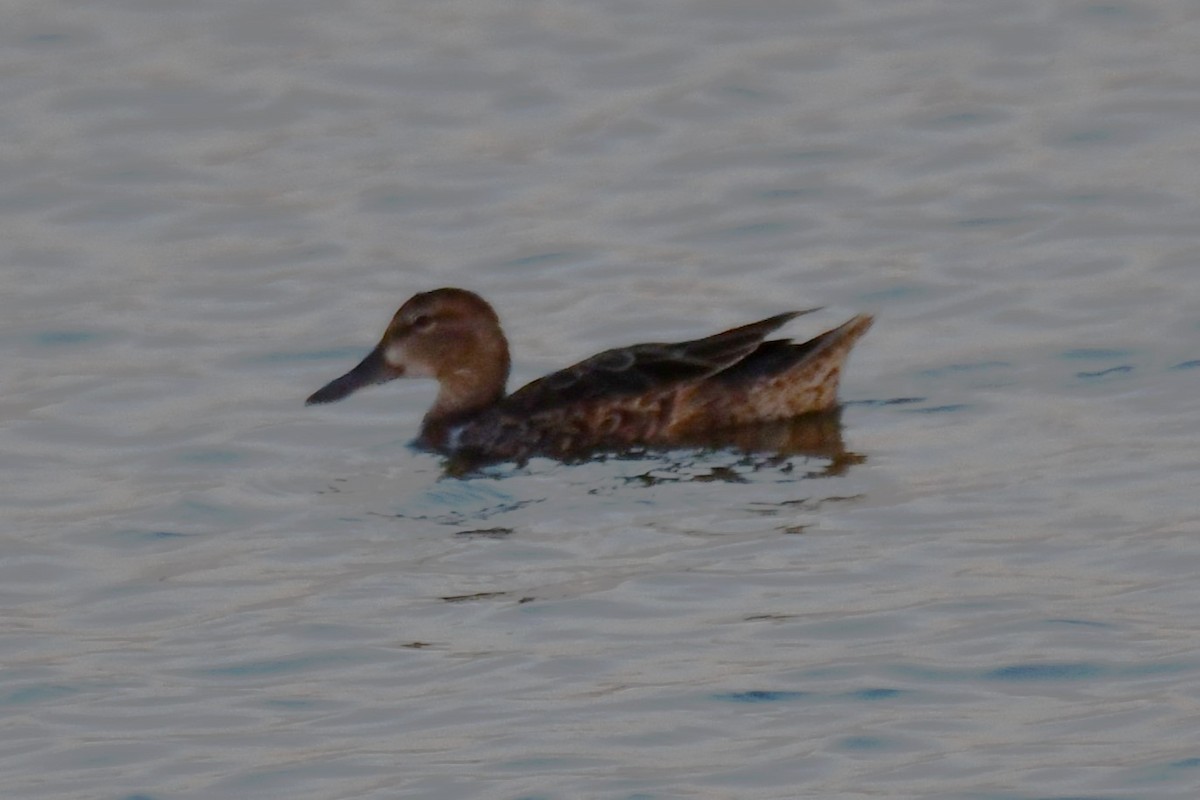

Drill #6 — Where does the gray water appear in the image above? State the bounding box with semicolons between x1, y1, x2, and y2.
4;1;1200;798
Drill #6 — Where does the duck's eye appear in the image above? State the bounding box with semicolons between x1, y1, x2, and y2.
410;314;434;332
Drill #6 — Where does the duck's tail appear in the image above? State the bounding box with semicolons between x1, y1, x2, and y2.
772;313;874;413
668;313;874;433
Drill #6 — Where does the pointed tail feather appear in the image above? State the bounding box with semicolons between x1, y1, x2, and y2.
668;313;874;433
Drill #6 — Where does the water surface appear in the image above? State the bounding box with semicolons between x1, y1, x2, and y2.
3;1;1200;798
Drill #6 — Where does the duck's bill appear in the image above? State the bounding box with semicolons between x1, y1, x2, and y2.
306;344;400;405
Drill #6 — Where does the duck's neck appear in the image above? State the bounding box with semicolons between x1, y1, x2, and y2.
419;355;510;449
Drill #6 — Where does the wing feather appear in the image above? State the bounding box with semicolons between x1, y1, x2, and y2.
503;310;818;413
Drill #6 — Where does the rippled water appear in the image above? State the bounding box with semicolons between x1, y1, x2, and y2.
4;1;1200;798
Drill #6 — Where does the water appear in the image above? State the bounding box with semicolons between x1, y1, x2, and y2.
3;1;1200;798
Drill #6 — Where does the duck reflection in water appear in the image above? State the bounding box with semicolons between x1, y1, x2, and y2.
307;288;872;473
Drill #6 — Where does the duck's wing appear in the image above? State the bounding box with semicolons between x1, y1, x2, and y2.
503;309;817;413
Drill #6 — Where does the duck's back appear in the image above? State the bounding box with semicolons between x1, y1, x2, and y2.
442;312;872;462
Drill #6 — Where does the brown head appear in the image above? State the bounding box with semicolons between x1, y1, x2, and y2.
306;288;511;423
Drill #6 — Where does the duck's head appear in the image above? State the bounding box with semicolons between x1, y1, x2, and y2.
306;288;511;418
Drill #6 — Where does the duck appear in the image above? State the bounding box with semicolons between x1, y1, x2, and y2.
306;288;873;464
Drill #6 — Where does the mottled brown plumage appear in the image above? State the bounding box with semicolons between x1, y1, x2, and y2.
306;288;872;464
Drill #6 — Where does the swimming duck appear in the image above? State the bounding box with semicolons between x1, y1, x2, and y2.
306;288;872;464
